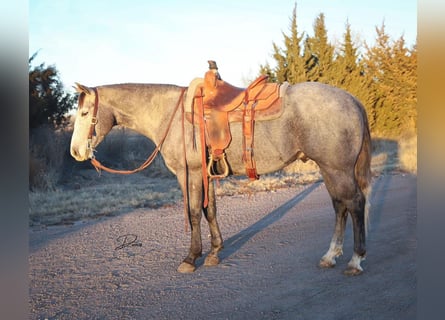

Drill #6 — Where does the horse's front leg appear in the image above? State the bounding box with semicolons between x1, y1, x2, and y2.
177;172;204;273
203;180;224;266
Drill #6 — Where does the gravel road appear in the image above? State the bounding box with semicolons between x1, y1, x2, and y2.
29;173;416;319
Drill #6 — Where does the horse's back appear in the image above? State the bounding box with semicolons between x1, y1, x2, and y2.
289;82;365;123
286;82;367;167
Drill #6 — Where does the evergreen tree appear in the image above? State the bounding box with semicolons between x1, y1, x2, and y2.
258;62;277;83
364;23;417;136
260;10;417;138
303;13;335;82
332;20;359;85
267;3;306;83
331;21;377;128
387;36;417;133
29;52;76;129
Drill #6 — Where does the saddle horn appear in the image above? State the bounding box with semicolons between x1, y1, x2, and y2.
207;60;221;80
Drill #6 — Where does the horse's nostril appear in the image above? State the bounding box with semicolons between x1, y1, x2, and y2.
71;147;80;159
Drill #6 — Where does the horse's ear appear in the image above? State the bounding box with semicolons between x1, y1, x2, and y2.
74;82;91;94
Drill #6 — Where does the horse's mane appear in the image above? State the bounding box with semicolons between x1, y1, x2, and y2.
98;83;182;90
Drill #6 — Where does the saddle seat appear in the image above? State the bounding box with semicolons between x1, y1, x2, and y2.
189;72;284;124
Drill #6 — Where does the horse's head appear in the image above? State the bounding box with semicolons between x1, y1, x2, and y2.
70;83;115;161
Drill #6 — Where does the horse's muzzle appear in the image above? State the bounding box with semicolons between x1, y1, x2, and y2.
70;143;93;162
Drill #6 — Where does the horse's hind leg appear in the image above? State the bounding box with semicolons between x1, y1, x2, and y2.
344;190;367;275
203;181;224;266
319;168;367;275
319;198;348;268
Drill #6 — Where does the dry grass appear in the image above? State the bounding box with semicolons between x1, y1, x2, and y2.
399;133;417;174
29;176;181;226
29;127;71;191
214;159;322;197
371;134;417;174
29;128;416;227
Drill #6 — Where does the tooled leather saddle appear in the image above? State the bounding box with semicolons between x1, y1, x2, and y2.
186;60;287;180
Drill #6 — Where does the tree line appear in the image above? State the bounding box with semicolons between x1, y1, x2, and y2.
259;6;417;138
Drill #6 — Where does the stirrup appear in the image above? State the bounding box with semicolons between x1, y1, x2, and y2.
207;153;229;179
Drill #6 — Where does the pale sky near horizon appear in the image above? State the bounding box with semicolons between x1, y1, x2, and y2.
29;0;417;91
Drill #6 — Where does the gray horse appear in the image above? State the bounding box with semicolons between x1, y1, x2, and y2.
70;80;372;275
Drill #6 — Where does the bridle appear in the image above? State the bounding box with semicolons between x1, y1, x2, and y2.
85;87;187;175
86;87;99;156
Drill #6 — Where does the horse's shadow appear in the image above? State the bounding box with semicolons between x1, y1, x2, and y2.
201;182;319;265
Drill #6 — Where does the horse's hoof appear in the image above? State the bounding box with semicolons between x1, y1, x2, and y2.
204;254;220;266
177;262;196;273
319;258;336;268
343;267;363;276
344;254;364;275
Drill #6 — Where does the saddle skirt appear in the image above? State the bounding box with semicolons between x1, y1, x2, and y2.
184;67;288;180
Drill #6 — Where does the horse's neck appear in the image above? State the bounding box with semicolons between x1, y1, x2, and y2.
101;84;181;144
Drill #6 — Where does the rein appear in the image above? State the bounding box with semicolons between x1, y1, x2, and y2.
85;87;209;231
88;88;186;175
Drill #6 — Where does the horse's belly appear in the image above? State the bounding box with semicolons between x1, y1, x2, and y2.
224;121;296;175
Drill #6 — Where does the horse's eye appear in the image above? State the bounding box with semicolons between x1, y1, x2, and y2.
81;111;89;117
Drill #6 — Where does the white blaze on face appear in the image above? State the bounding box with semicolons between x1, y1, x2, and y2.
70;110;93;161
70;83;96;161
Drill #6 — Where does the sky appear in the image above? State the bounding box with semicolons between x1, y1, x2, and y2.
29;0;417;91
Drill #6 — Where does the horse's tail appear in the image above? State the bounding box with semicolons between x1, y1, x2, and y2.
354;103;373;234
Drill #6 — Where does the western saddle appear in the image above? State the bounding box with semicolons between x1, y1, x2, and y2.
186;60;287;181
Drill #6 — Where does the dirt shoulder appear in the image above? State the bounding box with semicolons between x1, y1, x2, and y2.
29;173;416;319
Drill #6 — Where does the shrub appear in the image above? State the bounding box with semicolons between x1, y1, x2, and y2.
29;127;71;191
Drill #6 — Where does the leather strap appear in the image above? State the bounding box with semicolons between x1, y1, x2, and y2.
195;88;209;208
87;87;99;142
90;88;186;175
242;100;259;180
